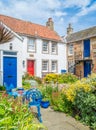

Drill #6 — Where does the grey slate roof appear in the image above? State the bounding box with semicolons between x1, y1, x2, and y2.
66;26;96;43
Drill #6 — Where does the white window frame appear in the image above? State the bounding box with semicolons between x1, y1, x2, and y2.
27;37;36;52
42;40;49;53
51;60;57;72
68;44;73;55
42;60;49;72
51;42;57;54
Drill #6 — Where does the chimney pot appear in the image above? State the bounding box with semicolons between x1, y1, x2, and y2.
46;18;54;30
48;18;52;21
67;23;73;35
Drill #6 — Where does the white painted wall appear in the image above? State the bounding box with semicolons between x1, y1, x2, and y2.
22;36;67;78
0;22;67;88
58;42;67;73
0;36;23;87
0;33;67;89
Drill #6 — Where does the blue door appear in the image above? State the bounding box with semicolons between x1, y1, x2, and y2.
3;57;17;88
84;39;90;57
84;61;91;77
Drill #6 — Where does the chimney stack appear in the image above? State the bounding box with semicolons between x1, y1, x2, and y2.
67;23;73;35
46;18;54;30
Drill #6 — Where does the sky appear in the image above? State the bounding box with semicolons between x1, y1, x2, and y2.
0;0;96;36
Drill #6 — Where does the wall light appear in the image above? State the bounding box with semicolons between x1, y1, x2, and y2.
9;43;13;50
22;60;25;68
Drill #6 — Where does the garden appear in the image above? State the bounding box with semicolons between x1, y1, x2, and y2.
0;73;96;130
43;73;96;130
0;92;47;130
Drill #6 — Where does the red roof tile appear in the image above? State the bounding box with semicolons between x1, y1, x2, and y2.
0;14;61;41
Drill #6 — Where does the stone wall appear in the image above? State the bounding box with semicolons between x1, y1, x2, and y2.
67;37;96;77
91;37;96;73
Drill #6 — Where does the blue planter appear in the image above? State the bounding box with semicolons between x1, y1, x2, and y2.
41;100;50;108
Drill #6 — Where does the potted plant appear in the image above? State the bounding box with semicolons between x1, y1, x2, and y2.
41;97;50;108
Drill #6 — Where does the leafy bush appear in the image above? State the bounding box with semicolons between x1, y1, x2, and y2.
22;73;42;90
0;85;5;91
43;73;58;83
51;92;73;115
0;92;47;130
73;89;96;130
23;73;42;84
41;73;96;129
81;73;96;94
22;79;31;90
40;85;54;102
58;73;78;84
62;81;91;102
43;73;78;84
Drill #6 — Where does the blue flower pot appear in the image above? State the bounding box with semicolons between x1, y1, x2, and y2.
41;100;50;108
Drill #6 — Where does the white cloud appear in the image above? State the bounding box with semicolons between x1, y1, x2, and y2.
77;3;96;16
55;11;67;17
0;0;65;20
0;0;96;35
44;0;60;9
63;0;91;8
66;0;96;26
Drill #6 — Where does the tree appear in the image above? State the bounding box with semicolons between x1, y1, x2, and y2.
0;22;14;44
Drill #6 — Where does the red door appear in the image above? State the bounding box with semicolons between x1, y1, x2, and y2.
27;60;34;76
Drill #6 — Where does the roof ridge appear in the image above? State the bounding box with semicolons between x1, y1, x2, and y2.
0;14;45;27
66;25;96;43
0;14;58;34
69;26;96;36
0;14;61;41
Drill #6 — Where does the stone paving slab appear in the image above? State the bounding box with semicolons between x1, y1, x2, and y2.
41;107;90;130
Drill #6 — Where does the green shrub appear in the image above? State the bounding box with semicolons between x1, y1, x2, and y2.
0;93;47;130
22;73;42;84
73;89;96;130
81;73;96;95
51;92;73;114
43;73;78;84
40;85;54;102
0;86;5;91
22;78;31;90
58;73;78;84
43;73;58;83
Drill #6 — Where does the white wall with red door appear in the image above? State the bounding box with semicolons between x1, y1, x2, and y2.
22;37;67;78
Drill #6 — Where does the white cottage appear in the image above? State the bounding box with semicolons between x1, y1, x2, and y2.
0;14;67;87
0;22;23;88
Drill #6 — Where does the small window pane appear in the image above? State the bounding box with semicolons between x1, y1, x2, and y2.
51;61;57;72
28;38;35;52
42;61;48;71
52;43;57;54
42;41;48;53
68;45;73;55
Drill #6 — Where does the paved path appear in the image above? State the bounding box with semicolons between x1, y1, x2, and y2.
41;107;90;130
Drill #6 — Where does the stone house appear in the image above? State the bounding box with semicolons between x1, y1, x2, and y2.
64;24;96;78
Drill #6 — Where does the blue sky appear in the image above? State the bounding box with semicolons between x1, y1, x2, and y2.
0;0;96;36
